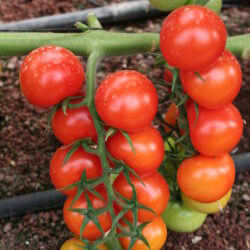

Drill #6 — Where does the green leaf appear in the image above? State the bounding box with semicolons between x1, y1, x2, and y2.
194;102;199;125
62;98;70;115
194;72;205;82
63;142;81;165
46;104;59;133
177;94;189;107
120;130;135;154
105;128;116;141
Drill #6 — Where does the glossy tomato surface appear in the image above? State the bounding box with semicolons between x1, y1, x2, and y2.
119;216;167;250
50;146;102;196
63;190;111;241
19;46;84;108
52;98;96;144
113;172;169;222
95;70;158;132
180;51;242;109
106;126;164;174
177;153;235;203
160;5;226;70
188;102;243;156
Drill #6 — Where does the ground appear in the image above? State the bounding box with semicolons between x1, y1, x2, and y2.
0;1;249;249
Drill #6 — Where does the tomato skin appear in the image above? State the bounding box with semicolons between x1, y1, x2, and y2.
113;172;170;222
19;46;84;108
188;102;243;156
50;146;102;196
160;5;227;71
119;216;167;250
106;126;164;174
161;201;207;233
52;98;96;144
149;0;188;11
163;103;179;133
95;70;158;132
181;189;232;214
177;153;235;203
63;190;111;241
180;51;242;109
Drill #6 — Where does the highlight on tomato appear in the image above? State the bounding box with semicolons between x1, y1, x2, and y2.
177;153;235;203
19;45;85;108
95;70;158;132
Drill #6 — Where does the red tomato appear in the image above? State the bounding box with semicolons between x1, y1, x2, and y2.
180;51;242;109
52;97;97;144
163;103;179;133
95;70;158;132
63;189;111;241
50;146;102;196
188;102;243;156
177;153;235;203
106;126;164;174
119;216;167;250
113;172;169;222
19;46;84;108
160;5;227;70
164;68;173;84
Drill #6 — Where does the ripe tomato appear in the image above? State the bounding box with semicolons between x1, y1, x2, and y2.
163;103;179;133
52;97;97;144
19;46;84;108
181;189;232;214
180;51;242;109
50;146;102;196
161;201;207;233
95;70;158;132
177;153;235;203
106;126;164;174
63;190;111;241
60;237;108;250
188;102;243;156
164;68;173;84
113;172;169;222
119;216;167;250
149;0;188;12
160;5;227;70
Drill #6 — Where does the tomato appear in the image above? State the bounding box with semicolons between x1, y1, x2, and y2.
149;0;188;11
63;190;111;241
50;146;102;196
164;68;173;84
181;189;232;214
19;46;85;108
188;102;243;156
52;97;97;144
177;153;235;203
160;5;227;70
60;237;108;250
119;216;167;250
106;126;164;174
180;51;242;109
163;103;179;133
95;70;158;132
161;200;207;233
113;172;170;222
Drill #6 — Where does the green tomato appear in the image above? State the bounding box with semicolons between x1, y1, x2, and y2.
161;201;207;233
149;0;188;12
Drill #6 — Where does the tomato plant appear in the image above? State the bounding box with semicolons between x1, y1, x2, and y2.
19;45;85;108
106;126;164;174
95;70;158;132
50;146;102;196
177;153;235;203
160;5;227;70
180;51;242;109
188;102;243;156
113;172;170;222
149;0;188;11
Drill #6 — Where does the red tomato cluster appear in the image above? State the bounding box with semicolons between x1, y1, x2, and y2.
95;70;169;249
160;5;243;212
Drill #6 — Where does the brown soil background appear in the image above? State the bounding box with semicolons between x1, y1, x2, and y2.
0;1;249;249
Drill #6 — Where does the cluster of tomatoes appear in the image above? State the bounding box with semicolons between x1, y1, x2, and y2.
160;5;243;215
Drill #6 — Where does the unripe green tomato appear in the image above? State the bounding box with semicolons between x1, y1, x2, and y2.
149;0;188;11
161;201;207;233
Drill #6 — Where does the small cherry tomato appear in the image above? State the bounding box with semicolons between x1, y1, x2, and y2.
181;189;232;214
19;46;84;108
95;70;158;132
113;172;170;222
177;153;235;203
160;5;227;70
50;146;102;196
188;102;243;156
106;126;164;174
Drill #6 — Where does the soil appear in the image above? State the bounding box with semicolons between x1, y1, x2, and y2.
0;1;249;250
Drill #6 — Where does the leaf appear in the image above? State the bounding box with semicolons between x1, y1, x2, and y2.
194;72;205;82
105;128;116;141
177;94;189;107
63;142;81;165
120;130;135;154
194;102;199;125
62;98;70;115
46;104;59;133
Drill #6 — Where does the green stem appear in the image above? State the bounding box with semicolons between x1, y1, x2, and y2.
87;13;103;29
